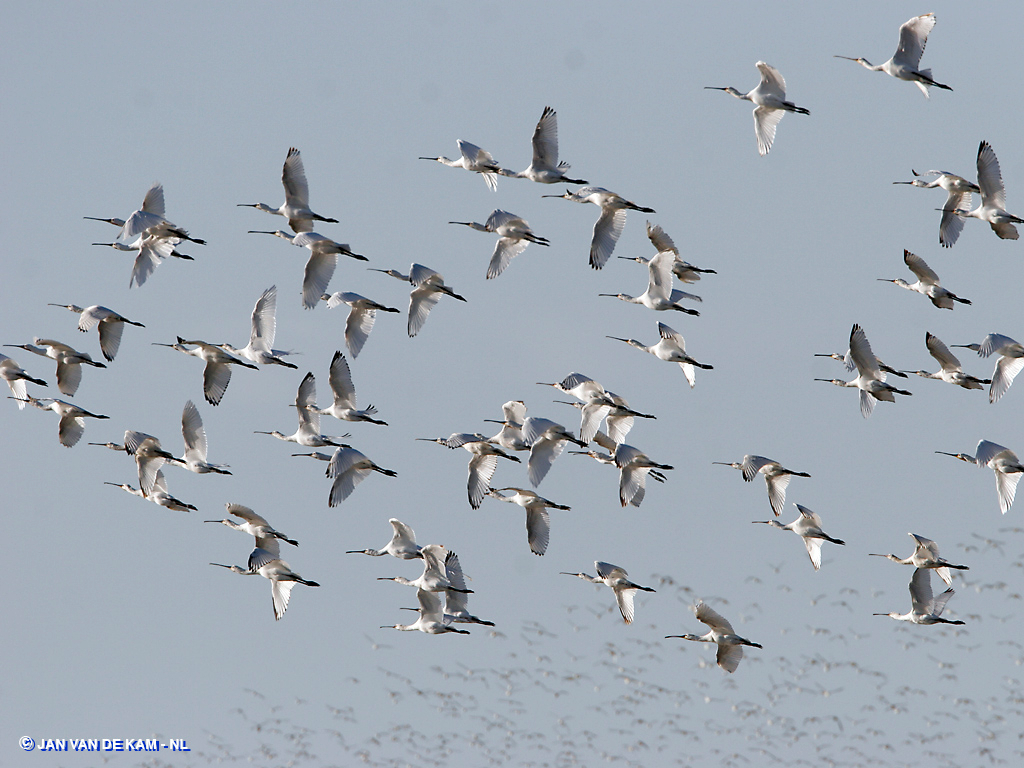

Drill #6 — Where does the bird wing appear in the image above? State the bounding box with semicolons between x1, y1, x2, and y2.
282;147;311;208
409;263;442;286
858;389;876;419
181;399;208;462
619;464;648;508
119;183;166;239
975;440;1010;467
253;535;281;560
646;250;675;301
803;537;823;571
903;250;939;285
327;448;371;506
488;237;529;280
765;474;790;516
908;568;934;614
458;140;497;169
502;400;527;425
924;333;961;372
658;322;686;347
678;361;697;389
250;285;278;351
976;141;1007;211
911;533;940;560
55;359;82;396
755;61;786;99
229;503;272;528
578;402;611;445
978;333;1021;358
604;411;634;445
740;455;773;482
344;306;376;359
468;453;498;509
527;436;565;487
753;106;784;157
990;356;1024;404
592;429;618;452
716;643;744;674
271;579;295;621
590;207;627;270
389;518;418;550
302;252;338;311
525;508;551;555
939;193;968;247
893;13;935;69
129;238;171;288
531;106;559;170
248;545;280;572
294;372;321;434
849;324;882;379
202;361;232;406
407;285;441;337
615;587;637;624
995;467;1021;514
930;587;956;618
95;319;125;362
694;600;735;633
58;413;86;448
595;561;627;580
417;587;445;623
327;350;357;409
645;221;678;255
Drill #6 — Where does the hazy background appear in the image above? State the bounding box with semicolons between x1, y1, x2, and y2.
3;2;1023;765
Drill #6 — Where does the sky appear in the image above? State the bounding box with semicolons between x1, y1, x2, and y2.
3;1;1024;766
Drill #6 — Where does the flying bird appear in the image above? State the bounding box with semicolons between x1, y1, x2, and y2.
254;372;350;447
878;250;970;309
238;147;339;233
371;264;467;337
321;291;400;358
0;353;47;407
308;350;387;426
815;324;912;417
714;455;810;516
869;533;968;587
937;440;1023;515
904;333;990;390
326;445;397;506
665;600;762;673
154;337;258;406
449;210;550;279
599;249;701;313
205;503;299;549
347;518;422;559
249;230;366;310
561;561;656;625
543;187;654;269
420;139;503;191
218;286;298;369
174;400;232;475
753;503;845;571
951;141;1024;241
893;170;979;247
952;333;1024;404
499;106;587;185
15;395;109;447
613;442;673;508
105;470;196;513
383;588;470;635
608;322;713;388
523;417;586;487
211;545;320;621
618;222;717;284
417;433;520;509
485;487;570;556
5;338;105;396
48;304;145;362
873;568;965;626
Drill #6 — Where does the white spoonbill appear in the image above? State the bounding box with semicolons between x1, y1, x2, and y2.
814;349;908;379
254;372;350;447
874;568;964;626
211;547;320;621
523;417;586;487
383;588;470;635
249;230;366;310
16;395;108;447
440;551;494;627
0;353;47;407
5;338;105;396
238;147;339;233
543;187;654;269
815;324;912;417
417;433;520;509
753;503;845;571
904;333;990;390
869;533;968;587
174;400;231;475
420;139;503;191
485;487;570;556
205;503;298;548
539;372;652;445
893;170;978;247
561;561;656;625
308;350;386;426
371;264;467;337
217;286;298;369
321;291;400;358
599;249;701;314
937;440;1023;515
499;106;587;185
617;222;717;284
835;14;952;97
378;544;470;594
482;400;530;453
91;234;191;289
123;430;177;496
713;455;810;517
154;337;257;406
878;250;970;309
952;333;1024;404
608;322;713;388
48;304;145;362
952;141;1024;241
326;445;397;506
86;182;205;244
347;518;422;559
665;601;762;673
105;470;197;513
449;210;550;279
706;61;810;156
614;442;673;508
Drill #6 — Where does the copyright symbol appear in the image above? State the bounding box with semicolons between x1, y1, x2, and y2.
20;736;35;751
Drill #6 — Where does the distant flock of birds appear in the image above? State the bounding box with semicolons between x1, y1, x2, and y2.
3;11;1022;671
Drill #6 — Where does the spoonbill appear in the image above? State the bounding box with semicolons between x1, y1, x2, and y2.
485;487;571;556
713;455;810;517
371;264;467;337
326;445;397;506
48;304;145;362
124;430;177;495
618;222;717;284
174;400;231;475
254;372;350;447
86;182;205;244
705;61;810;156
105;470;196;513
539;372;652;445
543;187;654;269
249;230;366;310
665;601;762;673
952;333;1024;404
569;431;670;485
347;518;422;559
608;322;713;388
523;417;586;487
835;14;952;97
16;395;109;447
951;141;1024;241
378;544;471;594
154;337;258;406
5;339;105;396
308;350;387;426
869;533;968;587
321;291;400;358
614;442;674;508
91;234;191;288
420;139;503;191
815;324;912;417
417;433;520;509
753;503;845;571
904;333;990;390
873;568;965;626
440;551;494;627
238;147;339;233
205;503;299;548
483;400;530;453
217;286;298;369
211;547;320;621
450;210;550;279
893;170;979;247
499;106;587;185
383;588;470;635
599;250;701;314
0;353;47;407
560;561;656;625
814;350;908;379
878;250;970;309
937;440;1023;514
